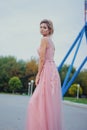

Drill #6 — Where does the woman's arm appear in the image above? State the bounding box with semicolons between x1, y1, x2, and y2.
35;37;48;85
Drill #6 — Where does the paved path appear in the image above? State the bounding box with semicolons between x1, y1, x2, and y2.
0;94;87;130
0;94;29;130
63;101;87;130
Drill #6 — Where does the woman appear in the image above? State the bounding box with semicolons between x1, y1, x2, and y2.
26;19;63;130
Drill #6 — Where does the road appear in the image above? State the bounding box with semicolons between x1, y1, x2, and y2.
0;94;87;130
63;102;87;130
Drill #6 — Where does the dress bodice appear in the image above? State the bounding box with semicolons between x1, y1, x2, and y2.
38;37;55;62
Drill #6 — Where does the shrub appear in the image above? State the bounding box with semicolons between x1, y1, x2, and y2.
9;76;22;93
68;84;83;97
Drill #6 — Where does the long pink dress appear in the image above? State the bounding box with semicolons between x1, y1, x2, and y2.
26;37;63;130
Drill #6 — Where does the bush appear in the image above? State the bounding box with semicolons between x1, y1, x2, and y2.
68;84;83;97
8;76;22;93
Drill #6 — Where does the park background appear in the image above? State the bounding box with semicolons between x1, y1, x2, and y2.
0;0;87;99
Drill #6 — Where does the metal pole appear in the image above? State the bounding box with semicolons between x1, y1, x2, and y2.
28;82;31;96
85;0;87;23
77;84;80;99
31;80;34;95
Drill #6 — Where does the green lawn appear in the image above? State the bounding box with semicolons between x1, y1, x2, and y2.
64;97;87;104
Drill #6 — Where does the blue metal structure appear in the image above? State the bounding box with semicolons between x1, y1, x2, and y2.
58;1;87;97
58;24;87;97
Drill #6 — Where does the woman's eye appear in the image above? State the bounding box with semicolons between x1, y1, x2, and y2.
43;27;46;29
40;26;47;29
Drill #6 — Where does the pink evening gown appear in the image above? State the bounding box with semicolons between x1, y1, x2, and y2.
26;37;64;130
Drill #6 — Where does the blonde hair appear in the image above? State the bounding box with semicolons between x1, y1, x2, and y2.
40;19;54;35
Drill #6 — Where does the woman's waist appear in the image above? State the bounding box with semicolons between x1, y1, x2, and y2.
45;59;54;62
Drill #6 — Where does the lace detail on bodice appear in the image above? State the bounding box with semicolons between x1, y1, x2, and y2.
38;37;58;95
38;37;55;62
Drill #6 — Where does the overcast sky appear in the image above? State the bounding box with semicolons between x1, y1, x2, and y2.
0;0;87;69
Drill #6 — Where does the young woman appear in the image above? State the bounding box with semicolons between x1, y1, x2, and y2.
26;19;64;130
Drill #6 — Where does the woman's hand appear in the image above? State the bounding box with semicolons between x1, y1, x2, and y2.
35;74;40;86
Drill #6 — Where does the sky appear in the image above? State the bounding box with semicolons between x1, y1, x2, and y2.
0;0;87;69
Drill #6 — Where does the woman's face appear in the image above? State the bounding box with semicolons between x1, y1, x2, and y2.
40;23;50;36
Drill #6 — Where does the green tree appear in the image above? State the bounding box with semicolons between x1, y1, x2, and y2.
8;76;22;93
0;56;26;93
75;69;87;96
17;59;26;77
24;57;38;93
68;84;83;97
0;56;19;92
25;57;38;81
59;64;76;85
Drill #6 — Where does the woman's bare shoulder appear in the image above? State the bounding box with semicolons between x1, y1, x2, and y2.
41;36;49;41
40;37;49;46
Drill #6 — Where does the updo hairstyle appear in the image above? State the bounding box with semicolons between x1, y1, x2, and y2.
40;19;54;35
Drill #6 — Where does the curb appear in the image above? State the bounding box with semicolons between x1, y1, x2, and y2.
63;100;87;109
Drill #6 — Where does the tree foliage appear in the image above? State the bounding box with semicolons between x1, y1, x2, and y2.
0;55;86;96
59;64;76;85
0;56;18;92
0;56;26;92
59;65;87;96
75;69;87;95
8;76;22;93
68;84;83;97
0;56;38;93
25;57;38;81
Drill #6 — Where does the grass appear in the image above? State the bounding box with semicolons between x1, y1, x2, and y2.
64;97;87;104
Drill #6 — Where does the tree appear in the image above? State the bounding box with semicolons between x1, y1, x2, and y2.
25;57;38;91
8;76;22;93
0;56;27;93
68;84;83;97
59;64;76;85
17;59;26;77
75;69;87;96
25;57;38;81
0;56;20;92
